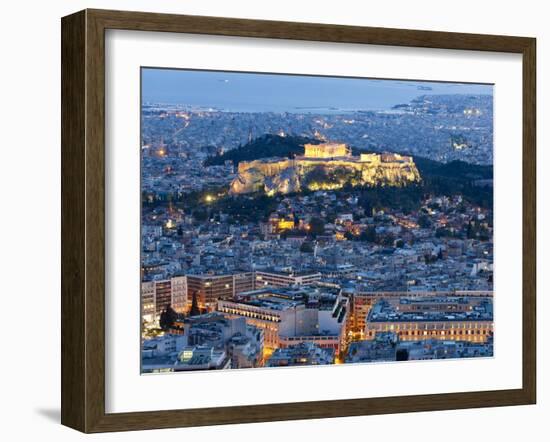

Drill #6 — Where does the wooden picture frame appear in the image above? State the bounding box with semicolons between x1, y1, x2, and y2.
61;8;536;433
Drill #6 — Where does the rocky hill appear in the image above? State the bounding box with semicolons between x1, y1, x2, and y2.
228;141;421;195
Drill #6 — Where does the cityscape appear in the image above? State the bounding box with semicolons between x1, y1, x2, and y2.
140;68;494;373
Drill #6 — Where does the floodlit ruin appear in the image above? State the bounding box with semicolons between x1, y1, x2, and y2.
229;142;421;195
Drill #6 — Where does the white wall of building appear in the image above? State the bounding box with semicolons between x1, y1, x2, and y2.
170;276;188;313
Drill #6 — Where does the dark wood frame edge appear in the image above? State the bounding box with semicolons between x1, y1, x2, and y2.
61;8;536;433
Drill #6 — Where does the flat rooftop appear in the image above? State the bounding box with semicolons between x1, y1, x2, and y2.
227;295;303;311
256;268;321;277
225;293;342;312
368;297;493;323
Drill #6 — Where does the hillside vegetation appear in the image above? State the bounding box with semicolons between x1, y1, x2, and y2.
203;134;321;166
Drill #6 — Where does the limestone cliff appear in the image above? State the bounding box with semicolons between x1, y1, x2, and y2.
229;144;421;195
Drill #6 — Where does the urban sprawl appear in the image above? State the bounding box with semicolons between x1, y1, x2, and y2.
141;93;494;372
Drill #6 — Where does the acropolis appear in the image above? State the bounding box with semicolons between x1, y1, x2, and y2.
229;142;421;195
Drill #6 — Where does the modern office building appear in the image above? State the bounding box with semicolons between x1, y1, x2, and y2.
186;271;255;311
254;267;322;288
141;281;156;323
171;275;188;313
154;279;172;316
140;275;188;324
217;286;348;357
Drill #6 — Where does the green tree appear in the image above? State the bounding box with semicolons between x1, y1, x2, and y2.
396;348;409;361
193;208;208;222
381;233;395;247
360;226;377;243
344;231;355;241
309;217;325;237
418;214;431;228
189;291;201;316
159;304;178;330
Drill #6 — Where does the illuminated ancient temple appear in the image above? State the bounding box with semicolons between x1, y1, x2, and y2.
303;143;351;159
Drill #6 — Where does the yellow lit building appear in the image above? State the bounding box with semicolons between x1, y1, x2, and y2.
348;290;493;333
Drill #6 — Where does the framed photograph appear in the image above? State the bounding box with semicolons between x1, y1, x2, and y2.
61;9;536;433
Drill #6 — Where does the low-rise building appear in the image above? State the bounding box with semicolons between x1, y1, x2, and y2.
346;331;493;364
228;334;262;369
365;296;493;343
346;332;397;363
141;334;188;358
396;336;494;360
266;342;334;367
174;345;230;371
184;312;264;369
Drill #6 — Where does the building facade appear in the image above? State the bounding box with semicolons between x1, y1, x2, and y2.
348;290;493;334
218;287;348;357
140;275;188;325
364;296;493;343
186;271;255;311
254;268;322;288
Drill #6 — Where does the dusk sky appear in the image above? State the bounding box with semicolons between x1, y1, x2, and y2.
142;68;493;113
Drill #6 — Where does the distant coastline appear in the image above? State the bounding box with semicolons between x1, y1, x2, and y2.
142;67;493;113
142;92;493;115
